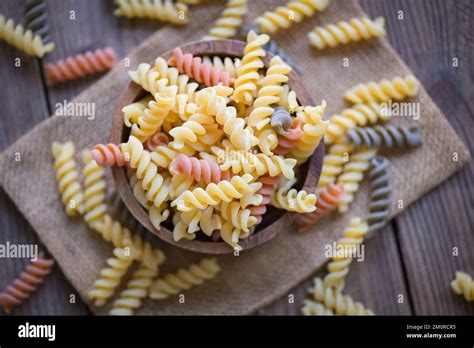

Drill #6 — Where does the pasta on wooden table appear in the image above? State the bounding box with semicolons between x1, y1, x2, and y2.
113;0;189;25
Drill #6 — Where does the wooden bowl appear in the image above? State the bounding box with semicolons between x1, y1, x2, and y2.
110;39;324;254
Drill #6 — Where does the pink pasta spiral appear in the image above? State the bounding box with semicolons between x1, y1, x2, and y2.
45;47;118;85
169;154;231;184
248;175;279;224
298;183;346;231
0;253;54;313
146;131;170;151
91;143;126;167
168;47;232;87
274;119;304;155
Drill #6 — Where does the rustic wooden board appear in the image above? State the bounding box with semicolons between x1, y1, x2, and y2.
0;0;471;315
0;0;87;315
360;0;474;315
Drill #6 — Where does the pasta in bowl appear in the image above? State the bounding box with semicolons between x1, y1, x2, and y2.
107;37;326;254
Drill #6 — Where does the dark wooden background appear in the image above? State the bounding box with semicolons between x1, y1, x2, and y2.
0;0;472;315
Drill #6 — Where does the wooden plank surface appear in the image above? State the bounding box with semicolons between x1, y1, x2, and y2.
0;0;472;315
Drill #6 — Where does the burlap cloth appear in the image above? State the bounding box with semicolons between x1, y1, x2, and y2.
0;0;470;315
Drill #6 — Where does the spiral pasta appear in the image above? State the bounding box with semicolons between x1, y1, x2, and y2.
254;0;329;34
88;247;138;306
81;150;107;226
336;148;377;212
168;47;232;87
248;56;291;130
248;175;279;224
271;106;293;135
110;246;165;315
171;174;261;212
308;277;375;315
149;258;220;300
204;0;247;40
271;183;317;213
24;0;51;43
92;143;127;167
196;87;258;151
297;183;346;230
279;84;301;113
0;14;54;57
131;86;177;142
113;0;188;25
317;143;353;189
308;17;386;50
367;156;392;238
45;47;118;85
121;136;171;207
274;119;304;155
170;154;231;184
211;146;297;180
343;74;421;104
202;55;241;78
325;102;387;145
221;201;259;233
145;131;170;152
122;96;152;128
301;299;334;316
290;103;329;163
52;141;84;216
0;253;54;313
323;217;368;290
450;271;474;302
233;30;270;105
343;125;422;151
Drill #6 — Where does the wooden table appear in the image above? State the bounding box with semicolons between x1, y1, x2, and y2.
0;0;472;315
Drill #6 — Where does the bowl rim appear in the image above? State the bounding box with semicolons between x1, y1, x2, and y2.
110;39;324;254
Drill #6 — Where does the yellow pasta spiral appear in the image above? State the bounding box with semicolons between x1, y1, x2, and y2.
290;103;329;163
114;0;188;25
121;136;171;207
197;86;258;151
169;113;215;150
255;0;329;34
317;143;353;189
308;17;386;49
88;247;138;306
109;245;165;315
149;258;220;300
202;56;241;78
343;74;421;104
150;144;180;168
131;86;177;142
336;148;377;212
171;174;261;212
81;150;107;226
309;277;375;315
301;299;334;315
211;146;297;180
451;271;474;302
204;0;247;40
233;30;269;105
271;186;317;213
323;218;368;290
325;102;386;145
248;56;291;130
149;203;170;230
0;14;55;57
221;201;259;233
122;96;152;128
51;141;84;216
256;126;279;156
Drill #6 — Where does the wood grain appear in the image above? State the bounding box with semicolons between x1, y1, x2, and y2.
0;0;471;315
111;39;323;254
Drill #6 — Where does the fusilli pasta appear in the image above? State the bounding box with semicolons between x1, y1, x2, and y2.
274;119;304;155
149;258;220;300
0;14;54;57
169;154;231;184
271;183;317;213
203;0;247;40
24;0;51;43
450;271;474;302
308;17;385;49
301;299;334;315
52;141;84;216
113;0;188;25
0;253;54;313
317;143;353;189
367;156;391;238
82;150;107;226
343;74;421;104
271;106;293;135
